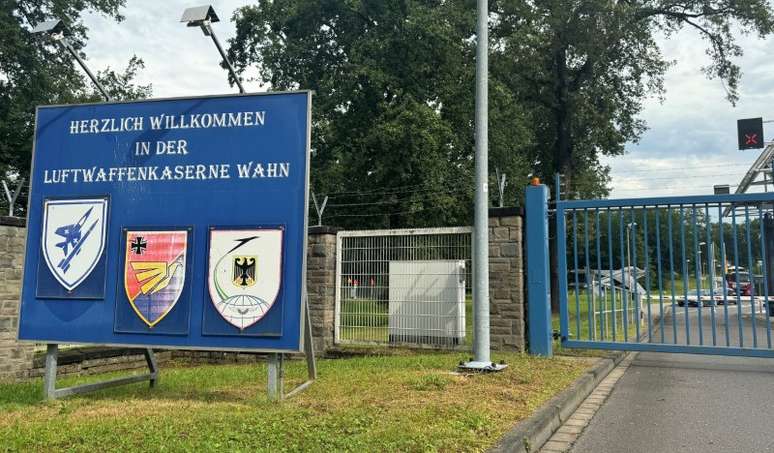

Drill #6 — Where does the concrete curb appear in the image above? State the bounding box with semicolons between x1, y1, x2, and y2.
490;352;627;453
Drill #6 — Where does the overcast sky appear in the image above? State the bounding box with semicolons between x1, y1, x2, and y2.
81;2;774;199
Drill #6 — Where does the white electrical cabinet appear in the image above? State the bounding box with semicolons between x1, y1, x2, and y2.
388;260;466;345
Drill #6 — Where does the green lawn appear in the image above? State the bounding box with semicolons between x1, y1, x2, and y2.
0;351;590;452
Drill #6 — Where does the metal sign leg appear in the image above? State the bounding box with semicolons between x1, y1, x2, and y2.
303;298;317;380
268;298;318;401
144;348;159;388
41;344;161;400
43;344;58;401
267;353;283;401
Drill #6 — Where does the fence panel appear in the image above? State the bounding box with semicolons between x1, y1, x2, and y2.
556;191;774;357
335;227;473;349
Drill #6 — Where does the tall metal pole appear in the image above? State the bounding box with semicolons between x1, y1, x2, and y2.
473;0;490;362
203;22;246;94
473;0;490;365
460;0;504;372
56;37;112;101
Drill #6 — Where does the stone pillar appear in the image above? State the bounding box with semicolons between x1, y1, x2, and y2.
306;226;338;355
0;217;34;380
488;208;525;351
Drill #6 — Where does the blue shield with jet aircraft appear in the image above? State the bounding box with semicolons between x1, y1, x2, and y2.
40;198;108;295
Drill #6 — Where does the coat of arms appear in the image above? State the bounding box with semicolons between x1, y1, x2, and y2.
41;198;108;291
124;230;187;327
208;229;283;330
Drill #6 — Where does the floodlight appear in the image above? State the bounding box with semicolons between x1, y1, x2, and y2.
31;19;68;36
31;18;110;101
181;5;245;93
181;5;219;36
181;5;219;26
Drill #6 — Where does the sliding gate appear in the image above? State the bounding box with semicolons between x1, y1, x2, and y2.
529;179;774;358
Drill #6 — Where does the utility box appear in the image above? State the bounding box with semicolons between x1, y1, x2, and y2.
388;260;466;346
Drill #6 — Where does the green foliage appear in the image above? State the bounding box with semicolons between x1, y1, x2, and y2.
228;0;531;228
229;1;774;226
493;0;774;198
0;0;151;215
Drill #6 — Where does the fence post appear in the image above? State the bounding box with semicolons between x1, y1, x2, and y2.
526;183;553;357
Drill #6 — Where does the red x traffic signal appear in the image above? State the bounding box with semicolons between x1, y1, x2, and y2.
738;118;764;150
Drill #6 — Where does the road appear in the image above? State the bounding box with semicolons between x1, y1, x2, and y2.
570;303;774;453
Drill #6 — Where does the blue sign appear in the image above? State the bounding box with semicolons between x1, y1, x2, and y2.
17;91;311;353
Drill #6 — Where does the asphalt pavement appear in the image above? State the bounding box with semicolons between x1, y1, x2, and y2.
570;304;774;453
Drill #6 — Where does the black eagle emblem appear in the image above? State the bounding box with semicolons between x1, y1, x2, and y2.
233;256;257;287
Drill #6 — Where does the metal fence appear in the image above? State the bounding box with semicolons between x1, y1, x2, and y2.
335;227;473;349
555;190;774;357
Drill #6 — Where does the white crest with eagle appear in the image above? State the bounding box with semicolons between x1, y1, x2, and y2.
208;229;283;330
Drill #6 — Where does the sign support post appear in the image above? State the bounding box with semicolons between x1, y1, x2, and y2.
267;297;318;401
42;344;159;400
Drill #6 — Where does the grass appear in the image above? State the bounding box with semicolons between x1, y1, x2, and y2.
552;290;640;343
0;351;590;452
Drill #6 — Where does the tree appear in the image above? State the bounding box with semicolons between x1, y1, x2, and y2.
228;0;531;228
493;0;774;198
0;1;151;215
491;0;774;311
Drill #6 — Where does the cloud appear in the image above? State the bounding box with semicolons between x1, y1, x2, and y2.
606;28;774;199
81;1;257;97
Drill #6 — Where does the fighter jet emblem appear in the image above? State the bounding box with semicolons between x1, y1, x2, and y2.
41;198;108;292
53;207;99;274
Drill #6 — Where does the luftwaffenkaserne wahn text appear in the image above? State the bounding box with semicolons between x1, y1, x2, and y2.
43;109;291;184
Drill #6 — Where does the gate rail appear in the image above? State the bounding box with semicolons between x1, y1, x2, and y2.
527;178;774;358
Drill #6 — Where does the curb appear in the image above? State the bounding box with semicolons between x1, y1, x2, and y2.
490;351;627;453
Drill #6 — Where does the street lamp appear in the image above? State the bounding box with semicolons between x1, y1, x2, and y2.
699;241;706;289
625;222;637;323
181;5;245;94
31;19;111;101
625;222;637;272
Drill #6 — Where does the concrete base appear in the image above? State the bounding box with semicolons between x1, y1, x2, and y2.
457;360;508;372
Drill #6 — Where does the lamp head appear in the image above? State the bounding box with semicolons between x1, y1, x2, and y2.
31;19;68;37
181;5;219;36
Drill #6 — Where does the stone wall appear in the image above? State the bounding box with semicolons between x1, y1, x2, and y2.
489;208;525;351
306;226;337;355
0;217;34;380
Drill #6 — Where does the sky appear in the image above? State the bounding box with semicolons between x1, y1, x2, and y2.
81;2;774;200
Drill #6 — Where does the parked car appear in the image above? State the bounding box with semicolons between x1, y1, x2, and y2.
725;270;754;297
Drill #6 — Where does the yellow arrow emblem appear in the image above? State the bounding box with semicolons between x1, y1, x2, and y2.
131;261;181;295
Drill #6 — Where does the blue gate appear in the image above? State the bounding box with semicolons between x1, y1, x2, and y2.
526;178;774;358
